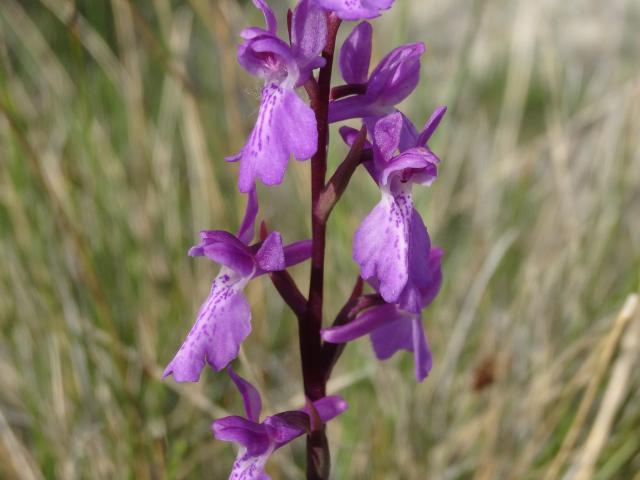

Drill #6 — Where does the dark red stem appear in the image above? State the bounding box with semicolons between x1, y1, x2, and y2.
301;11;341;402
315;125;368;222
302;12;341;480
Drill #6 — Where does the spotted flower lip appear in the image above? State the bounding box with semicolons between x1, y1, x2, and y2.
227;0;328;193
163;190;312;382
349;111;443;314
329;21;424;123
213;366;348;480
313;0;394;21
322;247;443;382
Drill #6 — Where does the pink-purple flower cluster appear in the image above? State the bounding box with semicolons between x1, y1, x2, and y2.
163;1;446;478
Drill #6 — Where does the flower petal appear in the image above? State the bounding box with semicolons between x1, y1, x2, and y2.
264;411;310;445
379;148;439;187
237;188;259;245
283;239;313;267
321;303;397;343
255;231;286;272
329;44;424;123
396;207;431;313
398;112;420;152
163;272;251;381
292;0;328;80
329;94;387;123
236;34;295;81
228;366;262;422
419;246;443;308
315;0;394;20
368;307;415;359
212;416;270;455
339;126;368;148
252;0;278;34
228;444;275;480
309;395;349;422
412;316;433;381
416;105;447;147
189;231;255;277
353;190;411;303
339;22;372;84
236;85;317;192
373;111;403;161
366;42;424;108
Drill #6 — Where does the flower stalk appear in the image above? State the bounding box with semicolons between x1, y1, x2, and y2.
302;14;341;478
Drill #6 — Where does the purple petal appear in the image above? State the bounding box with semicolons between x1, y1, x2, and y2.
353;190;412;303
366;306;433;381
417;105;447;147
292;0;328;80
212;415;270;455
419;247;443;308
236;85;317;192
339;126;365;148
236;35;296;81
228;445;275;480
379;148;439;187
228;366;262;422
283;239;312;267
368;307;415;359
163;273;251;381
396;208;431;313
239;26;271;41
263;411;309;445
373;112;403;161
255;231;286;272
329;94;389;123
412;316;432;381
321;303;400;343
309;395;349;422
340;22;372;84
366;42;424;108
237;188;259;245
252;0;278;34
315;0;394;20
398;112;419;152
189;231;255;277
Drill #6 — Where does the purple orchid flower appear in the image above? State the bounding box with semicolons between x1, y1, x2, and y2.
213;366;348;479
163;190;312;382
346;110;445;314
329;21;424;123
227;0;328;192
313;0;394;20
322;247;443;381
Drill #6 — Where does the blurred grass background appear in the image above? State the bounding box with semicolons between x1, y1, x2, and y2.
1;0;640;478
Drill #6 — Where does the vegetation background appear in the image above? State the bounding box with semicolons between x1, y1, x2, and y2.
1;0;639;478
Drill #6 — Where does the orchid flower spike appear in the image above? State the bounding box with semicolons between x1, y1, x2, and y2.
213;366;348;479
329;21;424;123
322;247;443;381
163;190;312;382
313;0;394;20
228;0;328;192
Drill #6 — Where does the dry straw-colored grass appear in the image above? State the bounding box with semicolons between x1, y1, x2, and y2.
1;0;639;478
